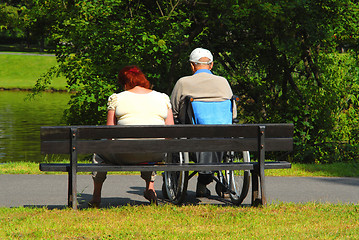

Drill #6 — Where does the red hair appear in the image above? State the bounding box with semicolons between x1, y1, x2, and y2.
118;65;151;90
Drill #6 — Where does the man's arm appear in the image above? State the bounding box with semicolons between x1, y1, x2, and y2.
170;80;183;120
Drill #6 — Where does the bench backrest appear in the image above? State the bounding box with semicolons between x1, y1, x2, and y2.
41;124;294;155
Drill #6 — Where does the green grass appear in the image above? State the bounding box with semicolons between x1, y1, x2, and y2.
0;52;67;90
0;161;140;175
1;161;359;177
266;162;359;177
0;203;358;239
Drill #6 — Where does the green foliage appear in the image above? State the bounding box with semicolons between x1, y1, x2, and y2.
297;143;359;164
19;0;359;162
0;3;19;31
206;0;359;163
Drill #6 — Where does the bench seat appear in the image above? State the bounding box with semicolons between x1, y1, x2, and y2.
40;161;291;172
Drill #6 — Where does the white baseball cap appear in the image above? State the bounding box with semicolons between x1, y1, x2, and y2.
189;48;213;64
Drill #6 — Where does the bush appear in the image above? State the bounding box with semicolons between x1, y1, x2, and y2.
294;142;359;164
23;0;359;164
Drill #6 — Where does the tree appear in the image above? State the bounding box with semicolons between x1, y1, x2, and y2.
0;3;19;30
32;0;359;163
0;1;22;43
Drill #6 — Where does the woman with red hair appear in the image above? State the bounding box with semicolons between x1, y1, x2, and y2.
90;65;174;207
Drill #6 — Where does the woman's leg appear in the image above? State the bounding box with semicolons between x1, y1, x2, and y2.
119;153;161;204
91;180;104;204
99;152;163;205
142;171;157;204
90;174;106;207
90;154;107;207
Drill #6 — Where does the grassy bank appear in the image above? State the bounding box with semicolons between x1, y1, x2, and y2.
0;52;67;90
1;161;359;177
0;203;358;239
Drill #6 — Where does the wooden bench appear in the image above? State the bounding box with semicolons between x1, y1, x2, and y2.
40;124;293;209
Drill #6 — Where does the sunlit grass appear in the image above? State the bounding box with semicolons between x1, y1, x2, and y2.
266;162;359;177
0;161;139;175
0;53;67;90
1;161;358;177
0;203;358;239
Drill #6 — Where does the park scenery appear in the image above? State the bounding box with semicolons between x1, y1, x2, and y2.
1;1;358;239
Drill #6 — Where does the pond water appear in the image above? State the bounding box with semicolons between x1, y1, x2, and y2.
0;91;70;163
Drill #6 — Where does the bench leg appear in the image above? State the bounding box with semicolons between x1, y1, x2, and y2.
251;169;267;207
68;127;78;210
251;170;261;206
258;161;267;206
68;169;77;210
251;126;268;207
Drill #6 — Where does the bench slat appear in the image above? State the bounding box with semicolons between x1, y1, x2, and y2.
39;161;291;172
41;138;293;154
41;124;294;140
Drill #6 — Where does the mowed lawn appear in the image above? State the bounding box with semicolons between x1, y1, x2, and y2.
1;161;359;178
0;53;67;90
0;204;358;239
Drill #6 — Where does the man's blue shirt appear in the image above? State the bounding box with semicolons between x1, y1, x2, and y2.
194;69;212;75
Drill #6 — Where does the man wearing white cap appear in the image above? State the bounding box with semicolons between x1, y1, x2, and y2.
170;47;235;197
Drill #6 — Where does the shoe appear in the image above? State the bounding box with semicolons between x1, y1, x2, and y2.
144;189;158;205
88;201;100;209
196;182;211;197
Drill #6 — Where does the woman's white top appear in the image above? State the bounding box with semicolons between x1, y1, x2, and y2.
107;90;171;125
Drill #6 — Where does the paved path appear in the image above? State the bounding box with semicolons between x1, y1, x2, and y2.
0;175;358;209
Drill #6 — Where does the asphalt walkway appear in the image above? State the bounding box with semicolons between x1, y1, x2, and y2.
1;175;358;209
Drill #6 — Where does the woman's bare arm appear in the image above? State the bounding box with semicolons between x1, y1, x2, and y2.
165;109;174;125
107;110;116;125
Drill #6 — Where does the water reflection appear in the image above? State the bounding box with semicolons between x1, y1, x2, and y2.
0;91;70;163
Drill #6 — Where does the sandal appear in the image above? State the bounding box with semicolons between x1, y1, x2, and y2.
144;189;158;205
